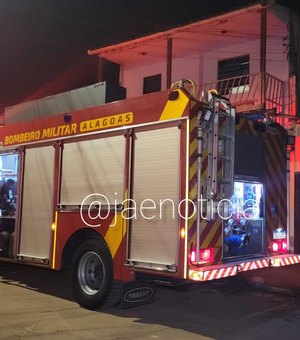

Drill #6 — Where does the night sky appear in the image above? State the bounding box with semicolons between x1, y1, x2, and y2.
0;0;298;112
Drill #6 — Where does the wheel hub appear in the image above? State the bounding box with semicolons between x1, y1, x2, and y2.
78;251;105;295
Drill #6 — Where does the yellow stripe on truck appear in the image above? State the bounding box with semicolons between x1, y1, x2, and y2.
160;89;190;121
104;190;128;258
104;213;126;258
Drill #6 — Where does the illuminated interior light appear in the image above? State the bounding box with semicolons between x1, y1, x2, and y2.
51;222;56;231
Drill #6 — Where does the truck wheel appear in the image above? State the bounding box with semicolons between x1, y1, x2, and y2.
103;280;123;307
70;239;113;309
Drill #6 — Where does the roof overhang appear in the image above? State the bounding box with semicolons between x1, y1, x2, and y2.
87;3;277;65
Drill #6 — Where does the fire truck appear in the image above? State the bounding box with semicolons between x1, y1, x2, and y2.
0;79;299;309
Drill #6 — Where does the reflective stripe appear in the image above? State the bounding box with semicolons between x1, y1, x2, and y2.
189;255;300;281
271;255;300;266
51;211;59;269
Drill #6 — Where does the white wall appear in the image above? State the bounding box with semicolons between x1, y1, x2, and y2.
172;55;203;87
202;37;288;85
121;61;165;99
120;23;288;99
121;54;202;99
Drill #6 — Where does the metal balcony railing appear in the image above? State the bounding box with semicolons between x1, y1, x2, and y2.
197;72;285;115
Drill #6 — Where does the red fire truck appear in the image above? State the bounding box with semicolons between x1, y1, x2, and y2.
0;80;298;309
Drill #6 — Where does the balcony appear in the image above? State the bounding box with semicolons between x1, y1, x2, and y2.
197;73;294;125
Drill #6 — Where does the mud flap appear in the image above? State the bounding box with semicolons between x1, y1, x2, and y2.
120;281;156;308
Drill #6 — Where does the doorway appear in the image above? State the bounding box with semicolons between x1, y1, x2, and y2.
0;152;19;258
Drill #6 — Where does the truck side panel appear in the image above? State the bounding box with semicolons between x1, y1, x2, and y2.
128;125;181;270
19;145;54;261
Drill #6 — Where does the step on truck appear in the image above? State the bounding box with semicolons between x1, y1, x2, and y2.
0;80;298;309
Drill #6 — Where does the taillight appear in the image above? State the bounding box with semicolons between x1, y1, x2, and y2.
191;250;196;263
190;248;214;265
272;239;288;253
272;242;279;252
282;241;287;251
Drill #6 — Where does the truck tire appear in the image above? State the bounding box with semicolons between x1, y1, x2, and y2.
70;238;113;309
102;280;123;308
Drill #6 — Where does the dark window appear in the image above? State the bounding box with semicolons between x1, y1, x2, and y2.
98;58;121;84
143;74;162;94
234;131;265;179
217;55;249;95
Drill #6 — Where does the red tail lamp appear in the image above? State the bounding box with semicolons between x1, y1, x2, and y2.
190;248;214;265
272;239;288;253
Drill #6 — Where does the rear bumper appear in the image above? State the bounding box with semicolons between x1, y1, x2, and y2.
188;254;300;281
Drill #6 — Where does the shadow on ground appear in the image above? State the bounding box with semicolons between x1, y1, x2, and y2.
0;262;73;301
1;262;300;339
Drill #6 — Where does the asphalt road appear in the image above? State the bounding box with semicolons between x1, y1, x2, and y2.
1;263;300;339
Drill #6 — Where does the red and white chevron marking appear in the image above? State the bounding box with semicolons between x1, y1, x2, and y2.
189;255;300;282
202;265;237;281
271;255;300;267
189;265;237;282
238;258;270;272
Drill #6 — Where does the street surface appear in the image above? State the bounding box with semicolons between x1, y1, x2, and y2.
1;263;300;339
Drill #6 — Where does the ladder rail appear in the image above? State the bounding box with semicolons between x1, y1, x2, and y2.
194;91;235;262
206;95;235;201
219;106;235;198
